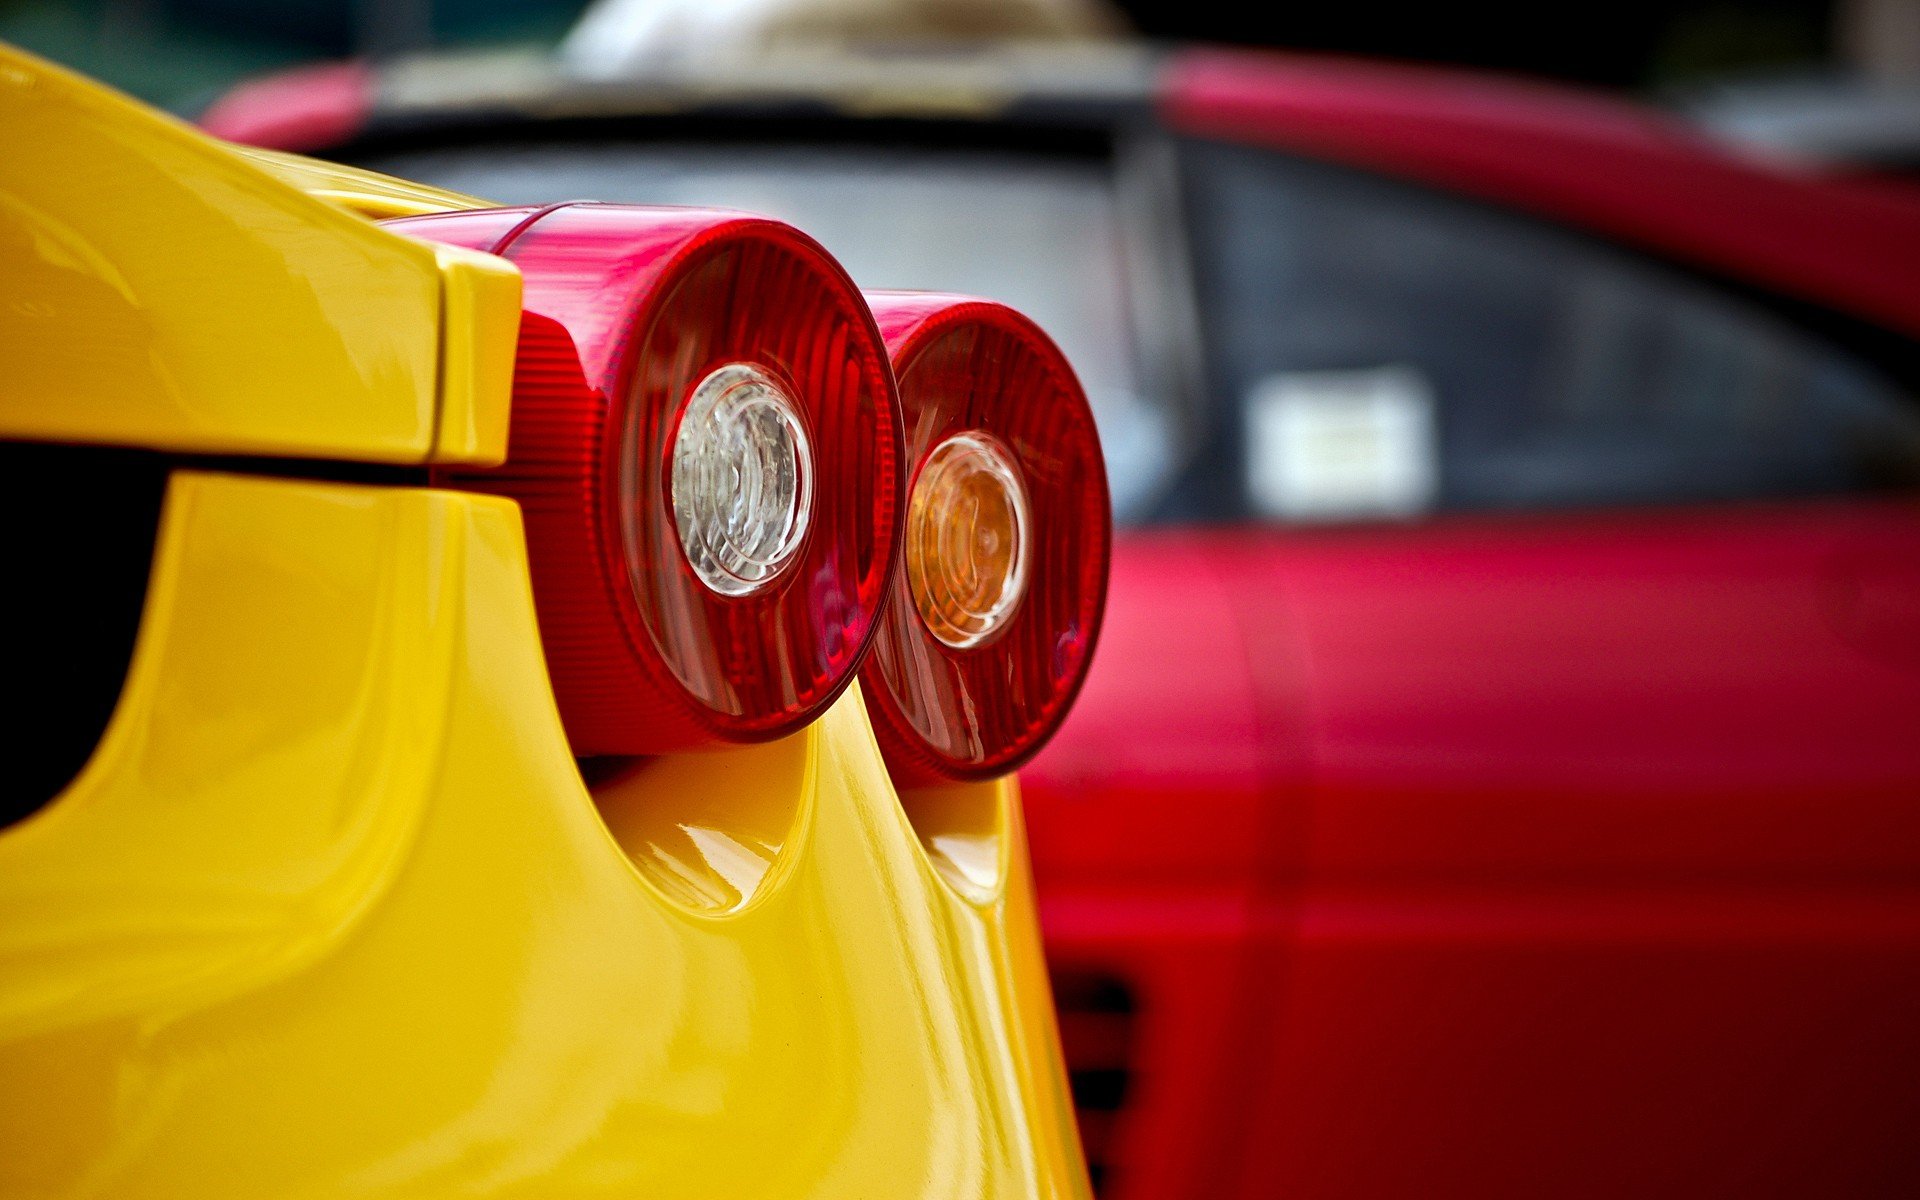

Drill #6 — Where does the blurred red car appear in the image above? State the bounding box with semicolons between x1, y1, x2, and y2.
208;39;1920;1199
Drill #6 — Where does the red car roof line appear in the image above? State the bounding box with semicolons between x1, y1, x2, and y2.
1163;48;1920;341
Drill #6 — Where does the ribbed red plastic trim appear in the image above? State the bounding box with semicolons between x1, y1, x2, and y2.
860;293;1111;785
391;204;903;754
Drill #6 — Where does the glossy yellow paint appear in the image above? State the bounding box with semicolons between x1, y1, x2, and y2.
0;43;514;465
428;240;521;463
233;145;495;219
0;473;1089;1197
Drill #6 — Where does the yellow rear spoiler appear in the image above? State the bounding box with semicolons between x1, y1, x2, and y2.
0;44;516;465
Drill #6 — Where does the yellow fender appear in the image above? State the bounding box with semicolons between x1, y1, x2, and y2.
0;473;1087;1196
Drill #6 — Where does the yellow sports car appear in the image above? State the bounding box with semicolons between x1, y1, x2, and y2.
0;43;1107;1198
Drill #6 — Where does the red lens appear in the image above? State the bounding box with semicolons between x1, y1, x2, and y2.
392;204;904;753
860;293;1111;785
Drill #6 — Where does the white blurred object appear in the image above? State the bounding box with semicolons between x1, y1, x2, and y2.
1246;366;1439;522
1839;0;1920;82
1682;73;1920;170
564;0;1126;73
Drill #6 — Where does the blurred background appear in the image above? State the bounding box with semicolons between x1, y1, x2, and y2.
6;0;1920;110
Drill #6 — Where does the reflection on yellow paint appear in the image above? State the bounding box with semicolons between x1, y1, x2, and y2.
0;475;1089;1198
587;743;806;914
902;781;1007;902
0;44;515;465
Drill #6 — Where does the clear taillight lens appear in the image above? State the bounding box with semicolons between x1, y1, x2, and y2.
392;204;904;753
669;361;815;598
860;293;1112;785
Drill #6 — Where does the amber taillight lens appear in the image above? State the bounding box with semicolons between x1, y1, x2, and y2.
391;204;904;753
860;293;1111;785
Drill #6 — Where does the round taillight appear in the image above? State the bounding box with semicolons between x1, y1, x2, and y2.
860;293;1111;785
393;204;904;753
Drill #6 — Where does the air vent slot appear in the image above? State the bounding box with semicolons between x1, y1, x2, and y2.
0;441;167;828
1051;967;1139;1196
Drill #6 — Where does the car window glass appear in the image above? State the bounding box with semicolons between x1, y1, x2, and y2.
1175;138;1920;523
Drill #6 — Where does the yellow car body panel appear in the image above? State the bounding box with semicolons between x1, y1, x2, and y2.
0;44;515;465
232;145;496;220
0;474;1086;1197
0;44;1088;1200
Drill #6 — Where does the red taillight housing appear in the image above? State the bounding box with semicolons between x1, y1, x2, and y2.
391;204;904;754
860;293;1111;785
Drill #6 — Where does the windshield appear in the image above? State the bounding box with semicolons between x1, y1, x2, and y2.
363;140;1175;519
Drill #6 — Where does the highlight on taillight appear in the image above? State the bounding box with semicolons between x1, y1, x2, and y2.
389;203;904;754
860;293;1111;786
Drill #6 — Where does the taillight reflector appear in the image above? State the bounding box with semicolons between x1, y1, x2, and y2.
860;293;1111;785
392;204;904;753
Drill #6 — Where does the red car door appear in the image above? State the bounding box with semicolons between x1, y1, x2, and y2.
1223;501;1920;1197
